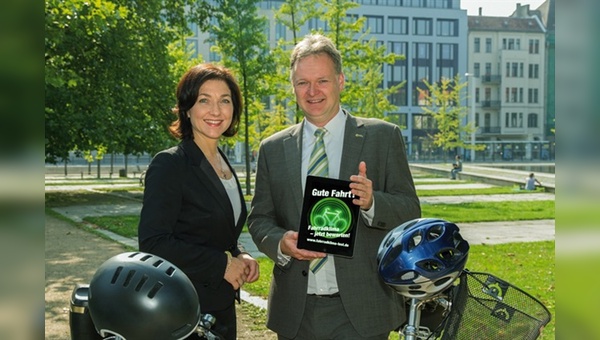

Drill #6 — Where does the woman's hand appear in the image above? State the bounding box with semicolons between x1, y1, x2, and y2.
237;253;260;283
224;255;248;290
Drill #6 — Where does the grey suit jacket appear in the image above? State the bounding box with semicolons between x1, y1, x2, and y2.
248;113;421;338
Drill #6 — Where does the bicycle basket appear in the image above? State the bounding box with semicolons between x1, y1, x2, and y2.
441;270;551;340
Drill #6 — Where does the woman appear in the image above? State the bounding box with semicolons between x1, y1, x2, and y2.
138;63;259;340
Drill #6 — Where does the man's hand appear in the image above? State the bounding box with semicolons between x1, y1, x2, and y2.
280;230;326;261
349;161;373;210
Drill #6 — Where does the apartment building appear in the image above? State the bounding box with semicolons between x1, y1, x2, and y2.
467;4;550;161
187;1;553;161
188;0;468;159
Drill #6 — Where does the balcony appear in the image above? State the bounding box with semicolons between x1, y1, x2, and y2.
480;127;501;134
480;74;501;85
480;100;501;110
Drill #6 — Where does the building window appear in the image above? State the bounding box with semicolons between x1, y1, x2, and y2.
519;88;524;103
528;113;538;128
474;37;480;53
485;62;491;76
474;63;480;77
413;42;432;106
436;19;458;36
437;43;457;79
519;62;524;77
364;15;384;34
511;62;519;77
485;38;492;53
389;41;408;106
511;112;518;127
389;17;408;35
529;39;540;54
511;87;518;103
276;22;286;40
529;64;539;78
413;114;437;129
485;87;491;101
519;112;523;127
414;18;432;36
528;88;539;103
475;88;480;103
308;18;329;32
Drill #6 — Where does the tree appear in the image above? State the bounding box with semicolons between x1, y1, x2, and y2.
209;0;274;195
318;0;404;120
418;75;483;161
45;0;214;170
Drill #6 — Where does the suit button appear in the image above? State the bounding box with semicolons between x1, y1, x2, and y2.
302;270;308;276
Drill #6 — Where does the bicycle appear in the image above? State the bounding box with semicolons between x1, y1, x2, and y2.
69;252;224;340
378;218;551;340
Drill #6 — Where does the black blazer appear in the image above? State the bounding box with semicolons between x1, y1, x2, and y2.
138;139;247;311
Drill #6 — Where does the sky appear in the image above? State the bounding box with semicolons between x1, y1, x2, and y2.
460;0;547;17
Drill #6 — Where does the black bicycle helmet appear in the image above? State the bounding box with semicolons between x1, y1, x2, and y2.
377;218;470;299
88;252;200;339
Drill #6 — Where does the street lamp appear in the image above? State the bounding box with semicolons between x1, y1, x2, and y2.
465;73;477;162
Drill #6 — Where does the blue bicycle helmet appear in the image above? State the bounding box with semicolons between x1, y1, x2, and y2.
88;252;200;340
377;218;470;299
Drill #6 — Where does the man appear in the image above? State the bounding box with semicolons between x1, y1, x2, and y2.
248;34;421;339
451;155;462;180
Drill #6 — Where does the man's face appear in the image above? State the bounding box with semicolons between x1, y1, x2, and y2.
292;53;344;127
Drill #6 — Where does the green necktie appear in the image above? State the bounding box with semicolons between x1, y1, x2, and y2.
308;128;329;273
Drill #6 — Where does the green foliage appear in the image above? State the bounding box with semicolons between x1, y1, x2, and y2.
244;257;274;298
422;200;554;223
418;75;484;157
416;185;543;196
209;0;274;195
84;215;140;237
318;0;404;120
45;0;213;164
467;241;555;339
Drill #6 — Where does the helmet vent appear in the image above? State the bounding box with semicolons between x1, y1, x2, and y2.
400;271;417;281
135;274;149;292
417;259;442;272
147;282;164;299
152;259;164;268
123;270;136;287
434;276;452;287
438;248;456;260
426;224;444;241
127;252;140;259
165;266;176;276
384;236;396;248
140;254;152;262
407;232;422;251
111;266;123;284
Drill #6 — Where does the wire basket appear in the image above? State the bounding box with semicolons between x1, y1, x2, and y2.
440;270;551;340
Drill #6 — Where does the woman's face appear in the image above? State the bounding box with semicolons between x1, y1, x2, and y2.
188;79;234;142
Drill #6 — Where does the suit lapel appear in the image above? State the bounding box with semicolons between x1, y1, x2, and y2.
340;113;365;179
182;140;233;218
283;124;304;215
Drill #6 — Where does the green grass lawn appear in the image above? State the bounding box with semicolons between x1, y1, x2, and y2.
45;179;554;339
416;185;545;196
422;200;554;223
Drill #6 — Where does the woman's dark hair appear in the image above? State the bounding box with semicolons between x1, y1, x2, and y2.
169;63;242;140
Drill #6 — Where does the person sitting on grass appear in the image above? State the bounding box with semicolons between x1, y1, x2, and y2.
525;172;542;190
